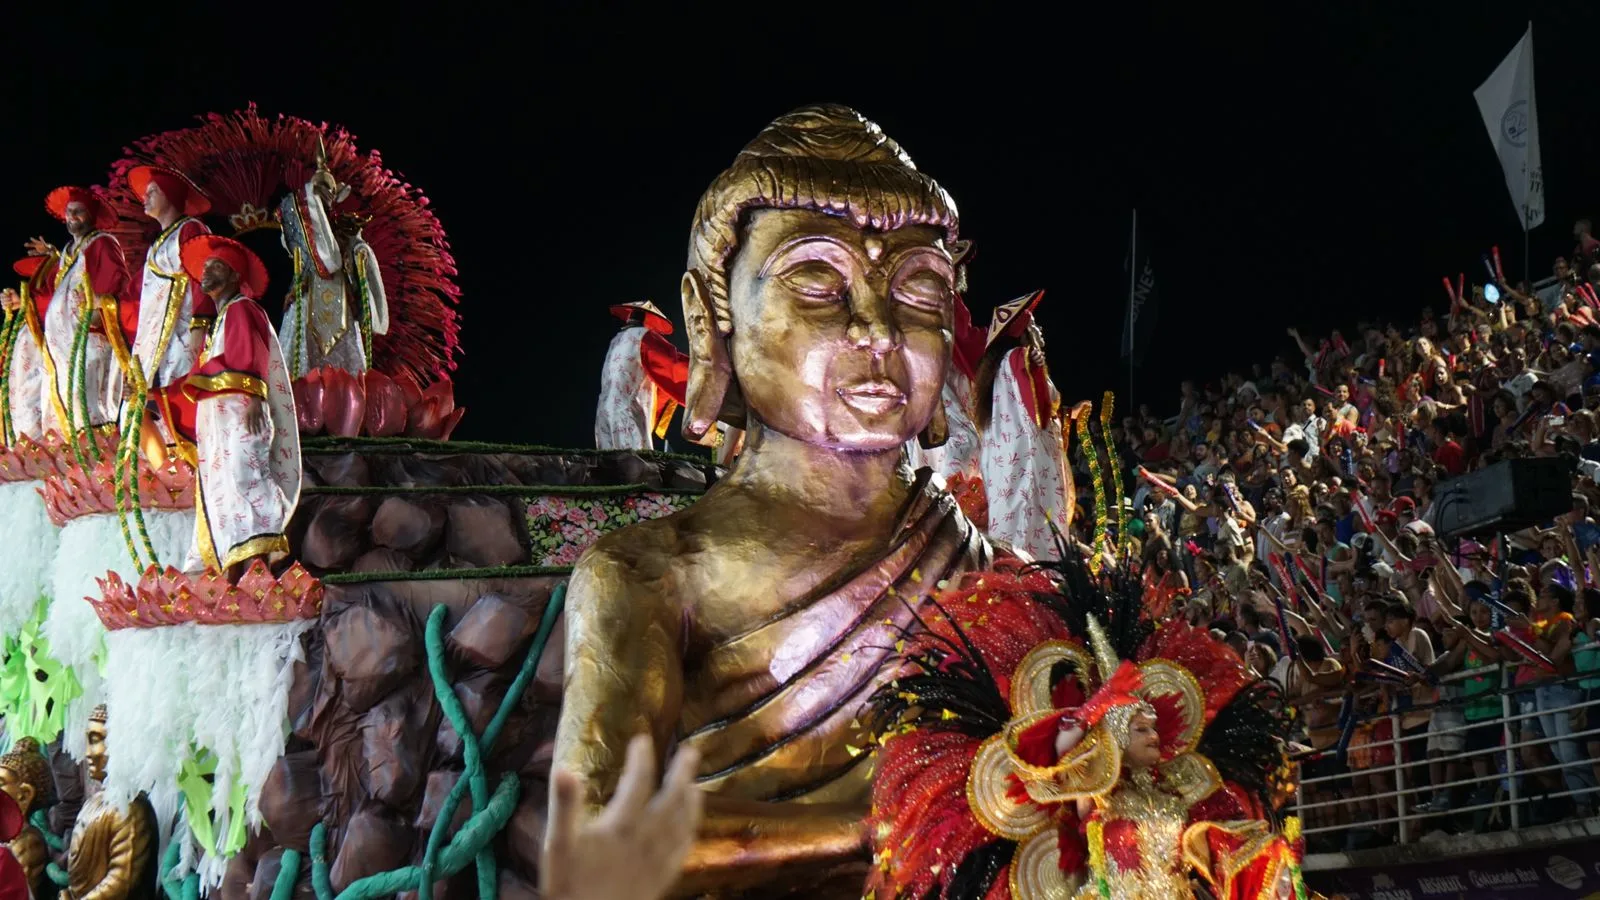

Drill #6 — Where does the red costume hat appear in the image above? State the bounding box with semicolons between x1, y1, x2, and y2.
181;234;268;299
44;185;117;232
608;300;673;335
11;257;44;279
127;165;212;217
985;289;1045;347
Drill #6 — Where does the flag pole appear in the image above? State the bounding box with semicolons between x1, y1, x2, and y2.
1128;208;1137;409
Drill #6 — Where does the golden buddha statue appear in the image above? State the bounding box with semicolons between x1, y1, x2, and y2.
553;104;993;898
66;705;157;900
0;736;52;892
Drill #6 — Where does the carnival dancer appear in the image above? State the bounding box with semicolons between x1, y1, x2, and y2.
906;243;984;491
276;144;390;377
866;553;1311;899
124;166;212;457
595;301;684;450
978;291;1071;560
0;257;53;445
33;186;136;437
162;235;300;578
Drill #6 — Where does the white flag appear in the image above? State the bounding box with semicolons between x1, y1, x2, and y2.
1474;23;1543;230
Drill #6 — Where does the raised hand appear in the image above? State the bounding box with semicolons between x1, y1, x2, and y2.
23;236;52;257
542;734;704;900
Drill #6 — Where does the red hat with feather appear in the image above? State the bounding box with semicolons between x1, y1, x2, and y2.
45;185;117;232
182;234;269;299
127;165;212;216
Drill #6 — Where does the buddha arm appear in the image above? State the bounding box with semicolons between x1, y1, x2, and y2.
553;550;686;810
673;799;867;897
554;550;870;897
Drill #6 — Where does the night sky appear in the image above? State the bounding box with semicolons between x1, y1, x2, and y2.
2;4;1591;448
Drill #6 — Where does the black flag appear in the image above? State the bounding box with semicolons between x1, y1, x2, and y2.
1122;214;1159;365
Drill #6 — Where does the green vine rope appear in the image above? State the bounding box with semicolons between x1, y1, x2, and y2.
165;586;568;900
62;305;89;471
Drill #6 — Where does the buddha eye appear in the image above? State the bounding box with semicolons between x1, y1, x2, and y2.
777;260;847;300
894;270;952;312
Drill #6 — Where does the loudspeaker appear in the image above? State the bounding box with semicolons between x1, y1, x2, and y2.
1427;457;1574;538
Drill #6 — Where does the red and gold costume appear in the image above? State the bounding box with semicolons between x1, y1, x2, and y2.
164;236;301;572
126;166;213;454
865;559;1310;899
595;300;686;450
37;186;136;435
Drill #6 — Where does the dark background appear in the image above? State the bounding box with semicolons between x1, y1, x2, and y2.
2;5;1593;447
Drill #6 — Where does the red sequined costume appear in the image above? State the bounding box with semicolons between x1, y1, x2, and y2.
864;560;1311;899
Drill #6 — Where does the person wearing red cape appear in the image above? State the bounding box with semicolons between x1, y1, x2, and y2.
864;552;1317;899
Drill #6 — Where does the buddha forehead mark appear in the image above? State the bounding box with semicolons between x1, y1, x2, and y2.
865;235;885;261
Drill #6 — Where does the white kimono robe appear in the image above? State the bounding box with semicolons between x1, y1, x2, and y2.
906;368;981;481
980;347;1069;561
3;292;48;443
41;232;130;433
184;294;302;572
595;325;655;450
277;183;390;377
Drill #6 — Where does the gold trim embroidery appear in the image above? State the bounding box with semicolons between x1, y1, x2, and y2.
185;371;267;400
1010;640;1094;717
221;534;289;570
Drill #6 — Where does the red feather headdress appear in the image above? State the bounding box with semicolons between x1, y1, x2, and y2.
107;105;461;385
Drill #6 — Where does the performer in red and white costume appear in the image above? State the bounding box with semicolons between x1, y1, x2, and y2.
595;301;684;451
33;186;135;437
164;236;300;577
906;288;985;486
979;291;1070;560
0;257;53;444
277;153;389;377
125;166;212;455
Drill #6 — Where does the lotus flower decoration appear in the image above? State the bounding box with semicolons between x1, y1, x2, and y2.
91;561;323;630
40;430;195;526
0;431;80;484
293;367;464;440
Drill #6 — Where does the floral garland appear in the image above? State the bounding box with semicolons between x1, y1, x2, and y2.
526;493;698;566
1076;406;1109;573
1099;392;1127;558
0;308;20;445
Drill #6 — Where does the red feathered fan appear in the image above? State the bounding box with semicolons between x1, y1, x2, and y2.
106;105;461;386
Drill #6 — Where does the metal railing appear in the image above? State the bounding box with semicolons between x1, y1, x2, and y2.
1290;646;1600;854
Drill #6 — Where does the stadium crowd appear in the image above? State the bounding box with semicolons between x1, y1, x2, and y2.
1086;222;1600;852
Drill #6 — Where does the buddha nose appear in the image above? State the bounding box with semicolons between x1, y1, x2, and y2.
846;282;902;354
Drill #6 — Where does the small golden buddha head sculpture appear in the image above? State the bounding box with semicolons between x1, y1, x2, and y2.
682;104;961;452
0;737;51;816
85;705;109;782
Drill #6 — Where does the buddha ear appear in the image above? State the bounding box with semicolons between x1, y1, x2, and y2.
680;269;746;440
918;393;949;449
15;783;32;815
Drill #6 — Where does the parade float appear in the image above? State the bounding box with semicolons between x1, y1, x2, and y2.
0;104;1305;899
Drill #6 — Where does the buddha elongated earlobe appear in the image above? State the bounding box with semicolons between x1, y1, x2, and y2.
918;396;949;449
681;269;732;441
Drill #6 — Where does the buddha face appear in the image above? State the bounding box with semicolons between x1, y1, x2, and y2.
722;208;953;451
0;765;34;815
85;721;108;782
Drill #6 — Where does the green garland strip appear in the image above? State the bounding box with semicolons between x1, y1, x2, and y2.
165;587;567;900
0;308;20;445
301;434;715;466
321;565;572;585
1099;392;1127;557
27;810;65;853
303;482;703;497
